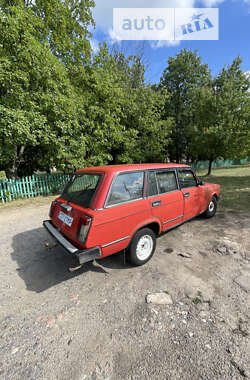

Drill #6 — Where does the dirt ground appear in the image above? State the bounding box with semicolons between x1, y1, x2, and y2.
0;200;249;380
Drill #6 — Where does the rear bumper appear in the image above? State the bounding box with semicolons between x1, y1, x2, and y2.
43;220;102;264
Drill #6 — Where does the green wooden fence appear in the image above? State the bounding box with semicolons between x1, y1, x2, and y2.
0;173;71;203
191;158;250;171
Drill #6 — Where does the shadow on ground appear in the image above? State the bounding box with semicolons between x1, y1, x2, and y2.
11;227;129;293
11;213;227;293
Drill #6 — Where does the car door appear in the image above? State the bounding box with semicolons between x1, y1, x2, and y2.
177;169;202;221
147;169;184;231
93;171;151;256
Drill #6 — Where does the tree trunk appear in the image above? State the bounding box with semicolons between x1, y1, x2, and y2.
6;162;18;179
6;145;18;179
207;159;213;176
6;145;25;179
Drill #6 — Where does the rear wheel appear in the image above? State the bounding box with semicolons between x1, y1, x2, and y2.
204;196;217;218
127;228;156;266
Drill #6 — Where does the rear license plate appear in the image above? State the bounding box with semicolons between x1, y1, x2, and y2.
58;211;73;227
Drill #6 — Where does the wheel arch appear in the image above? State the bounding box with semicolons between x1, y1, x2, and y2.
129;219;162;245
138;222;161;236
212;193;218;200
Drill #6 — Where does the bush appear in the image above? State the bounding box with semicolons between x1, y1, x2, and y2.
0;171;6;180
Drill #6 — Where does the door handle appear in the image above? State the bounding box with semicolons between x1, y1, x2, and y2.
152;200;161;207
184;192;190;198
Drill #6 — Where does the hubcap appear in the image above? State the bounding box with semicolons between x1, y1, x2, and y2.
136;235;153;261
209;201;214;212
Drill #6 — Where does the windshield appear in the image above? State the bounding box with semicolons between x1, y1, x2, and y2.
61;173;101;208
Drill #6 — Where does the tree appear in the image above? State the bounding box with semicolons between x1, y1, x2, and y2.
0;0;95;65
129;87;174;163
70;45;173;167
190;57;250;175
2;2;248;179
160;49;211;163
0;0;94;177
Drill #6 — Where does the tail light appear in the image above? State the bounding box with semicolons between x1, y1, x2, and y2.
49;201;57;218
78;215;92;243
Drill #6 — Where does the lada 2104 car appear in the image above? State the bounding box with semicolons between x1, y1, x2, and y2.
44;164;220;266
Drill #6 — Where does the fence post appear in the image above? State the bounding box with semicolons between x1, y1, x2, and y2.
0;181;4;204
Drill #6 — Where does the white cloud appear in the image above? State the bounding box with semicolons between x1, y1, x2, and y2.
243;0;250;12
108;28;122;45
245;71;250;79
150;40;181;48
90;39;100;54
92;0;223;48
199;0;224;6
93;0;196;32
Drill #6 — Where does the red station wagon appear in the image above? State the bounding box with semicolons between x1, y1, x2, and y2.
43;164;220;266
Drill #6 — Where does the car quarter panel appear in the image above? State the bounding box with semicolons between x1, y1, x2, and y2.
202;183;220;210
86;199;155;257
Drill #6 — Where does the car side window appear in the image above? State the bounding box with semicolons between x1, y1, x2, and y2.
178;170;197;189
148;171;158;196
106;172;144;207
156;171;178;194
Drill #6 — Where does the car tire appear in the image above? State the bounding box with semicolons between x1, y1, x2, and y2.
127;228;156;266
204;196;217;218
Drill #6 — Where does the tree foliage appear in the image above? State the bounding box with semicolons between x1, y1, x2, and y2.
159;50;249;172
160;49;211;163
0;1;249;178
0;0;91;177
190;57;250;173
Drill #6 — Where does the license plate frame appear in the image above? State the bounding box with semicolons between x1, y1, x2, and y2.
58;211;74;227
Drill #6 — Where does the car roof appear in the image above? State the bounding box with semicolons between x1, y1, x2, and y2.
77;163;190;174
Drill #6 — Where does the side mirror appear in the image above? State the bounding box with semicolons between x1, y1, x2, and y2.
198;180;204;186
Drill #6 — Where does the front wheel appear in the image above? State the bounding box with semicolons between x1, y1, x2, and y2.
204;196;217;218
127;228;156;266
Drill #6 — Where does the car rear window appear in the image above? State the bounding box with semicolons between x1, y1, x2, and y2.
61;173;101;208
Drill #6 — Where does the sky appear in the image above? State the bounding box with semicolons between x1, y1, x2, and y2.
90;0;250;83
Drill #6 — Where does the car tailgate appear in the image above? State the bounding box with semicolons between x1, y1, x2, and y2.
51;198;93;246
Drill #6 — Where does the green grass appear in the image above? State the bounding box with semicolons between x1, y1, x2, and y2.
197;165;250;212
